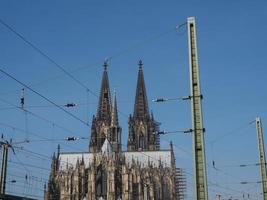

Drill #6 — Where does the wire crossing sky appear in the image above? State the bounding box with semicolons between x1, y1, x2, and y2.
0;1;267;199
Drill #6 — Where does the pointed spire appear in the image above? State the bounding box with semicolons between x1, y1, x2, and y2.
111;89;119;127
138;59;143;69
57;144;60;158
170;141;173;151
133;60;149;119
44;183;47;199
76;158;80;169
81;154;84;165
103;59;108;71
50;152;57;179
97;60;112;121
151;110;154;121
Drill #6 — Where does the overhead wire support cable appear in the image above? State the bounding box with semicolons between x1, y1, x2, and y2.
152;95;202;103
107;22;187;61
209;120;255;144
154;128;204;135
0;99;88;152
152;96;189;102
0;18;97;97
0;18;186;98
154;130;185;135
0;68;89;126
0;121;86;153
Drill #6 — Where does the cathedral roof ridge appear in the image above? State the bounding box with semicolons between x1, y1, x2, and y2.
59;151;90;155
121;149;171;153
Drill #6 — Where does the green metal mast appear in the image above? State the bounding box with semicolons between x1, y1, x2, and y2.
0;143;8;194
256;117;267;200
187;17;208;200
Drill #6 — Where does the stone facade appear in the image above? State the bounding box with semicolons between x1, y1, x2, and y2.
45;61;184;200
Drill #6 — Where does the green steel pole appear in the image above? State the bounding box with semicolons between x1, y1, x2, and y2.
0;144;8;194
187;17;208;200
256;117;267;200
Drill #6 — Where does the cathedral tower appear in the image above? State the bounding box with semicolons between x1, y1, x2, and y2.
127;60;159;151
89;61;121;153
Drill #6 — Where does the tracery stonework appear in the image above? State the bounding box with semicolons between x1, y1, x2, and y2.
45;61;184;200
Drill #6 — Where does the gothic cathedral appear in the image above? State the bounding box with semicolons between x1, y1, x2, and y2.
44;61;185;200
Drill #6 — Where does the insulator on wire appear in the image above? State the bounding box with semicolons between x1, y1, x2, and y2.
158;131;167;135
20;88;25;109
152;98;167;102
64;103;76;107
66;137;78;141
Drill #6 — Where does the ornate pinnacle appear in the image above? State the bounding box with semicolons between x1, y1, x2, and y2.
103;59;108;71
138;60;143;70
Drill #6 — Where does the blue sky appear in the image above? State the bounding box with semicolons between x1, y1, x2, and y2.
0;0;267;199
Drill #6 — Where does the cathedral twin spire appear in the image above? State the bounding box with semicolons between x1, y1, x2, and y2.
89;60;158;153
97;61;112;122
133;60;150;120
128;60;158;151
89;61;121;153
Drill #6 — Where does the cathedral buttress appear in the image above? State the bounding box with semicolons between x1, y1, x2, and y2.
89;61;121;153
127;60;159;151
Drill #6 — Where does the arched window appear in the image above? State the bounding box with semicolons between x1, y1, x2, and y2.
162;178;171;200
132;183;139;199
139;134;145;149
96;165;107;199
153;178;161;200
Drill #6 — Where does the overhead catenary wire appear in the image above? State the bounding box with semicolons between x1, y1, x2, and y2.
219;162;262;168
0;98;147;111
7;171;47;184
0;121;88;143
6;179;44;194
0;122;86;154
209;119;256;144
185;170;260;198
0;17;188;122
0;67;129;127
1;17;258;197
5;160;51;173
0;17;187;113
0;97;80;137
0;18;97;98
11;139;258;199
161;136;260;196
107;22;187;61
0;18;195;199
0;102;88;152
1;158;51;172
0;17;186;94
0;68;90;127
6;163;48;178
162;139;253;190
0;16;258;197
